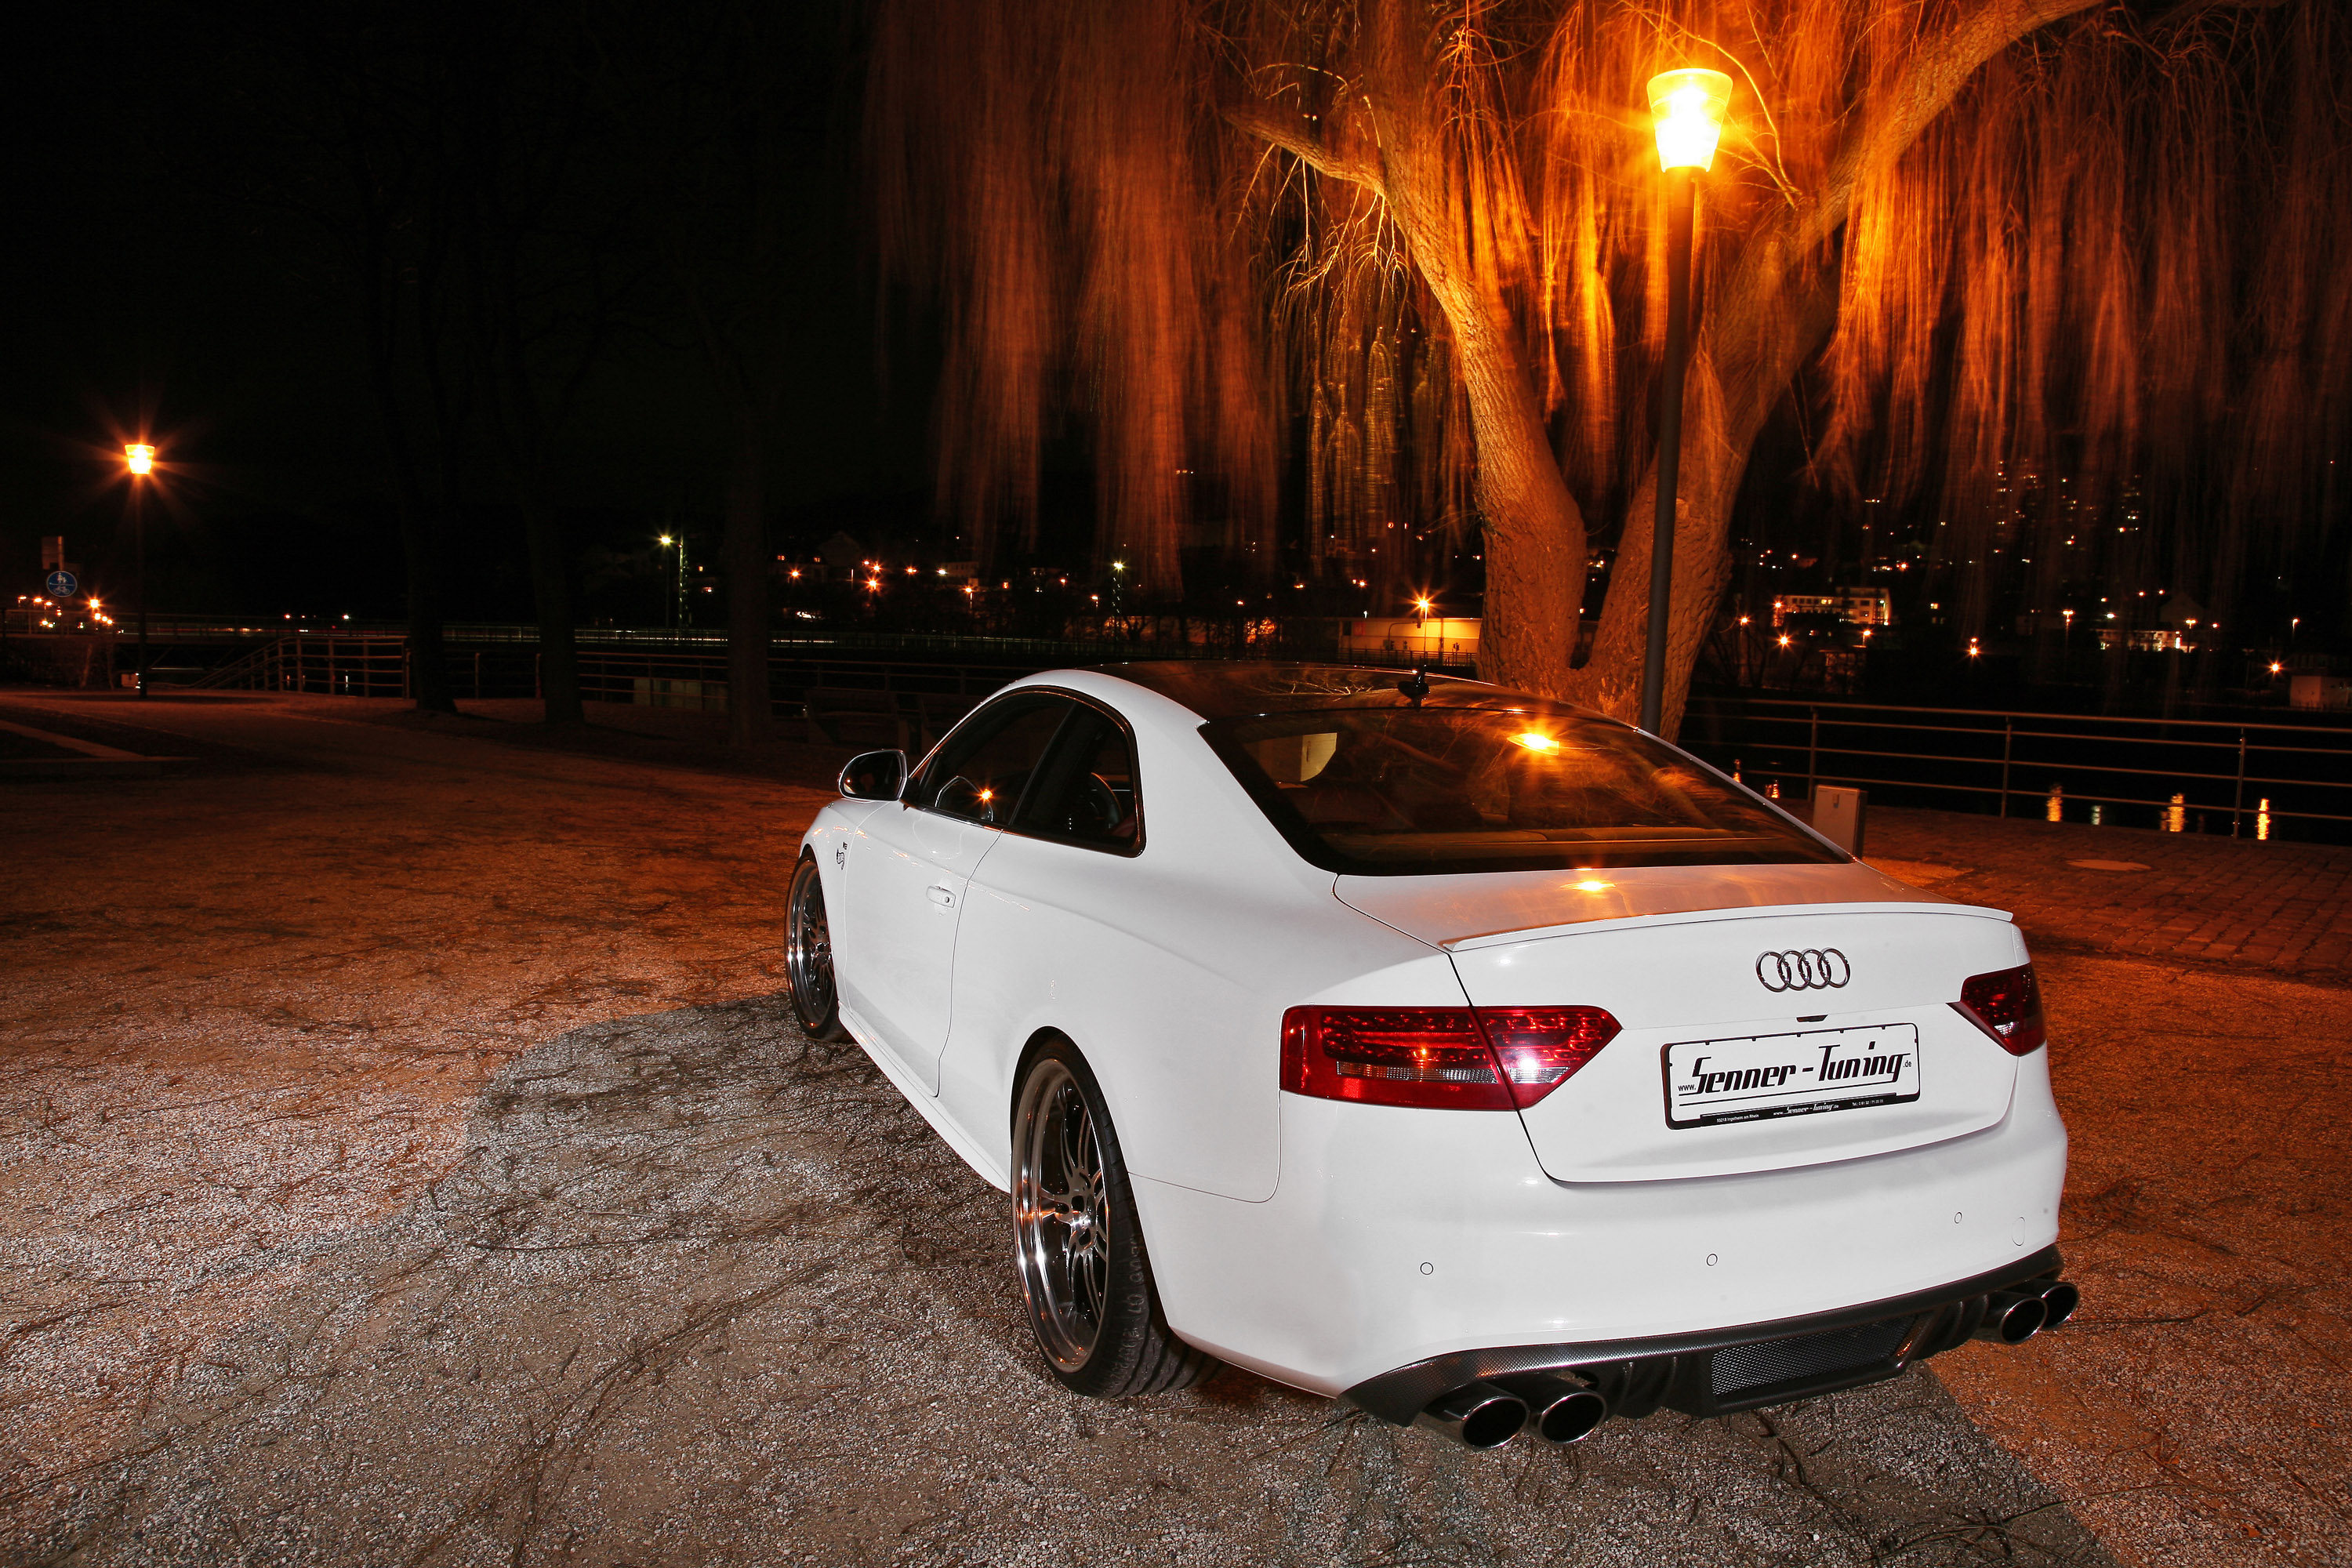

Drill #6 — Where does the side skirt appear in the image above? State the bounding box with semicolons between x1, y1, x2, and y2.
837;1003;1012;1192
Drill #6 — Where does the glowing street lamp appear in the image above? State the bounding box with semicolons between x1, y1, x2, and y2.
1647;69;1733;172
125;443;158;696
1637;67;1733;736
658;534;687;631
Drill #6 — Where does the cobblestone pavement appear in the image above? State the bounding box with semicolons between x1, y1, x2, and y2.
1864;807;2352;980
3;689;2342;1567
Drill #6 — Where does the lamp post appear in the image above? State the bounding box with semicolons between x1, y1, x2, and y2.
659;534;688;632
125;443;155;697
1639;68;1733;735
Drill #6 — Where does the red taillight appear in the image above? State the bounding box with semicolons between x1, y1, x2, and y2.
1955;964;2047;1056
1479;1007;1621;1105
1280;1005;1621;1110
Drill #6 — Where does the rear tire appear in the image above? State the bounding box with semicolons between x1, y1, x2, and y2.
1012;1040;1217;1397
786;854;846;1041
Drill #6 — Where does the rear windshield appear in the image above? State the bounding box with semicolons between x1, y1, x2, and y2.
1203;703;1841;875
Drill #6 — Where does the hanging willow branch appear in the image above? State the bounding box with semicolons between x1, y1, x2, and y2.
871;0;2349;711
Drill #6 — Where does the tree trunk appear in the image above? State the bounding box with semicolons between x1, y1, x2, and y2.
397;499;458;714
722;410;775;745
1360;0;1588;698
1569;362;1741;735
1571;246;1842;736
517;488;584;724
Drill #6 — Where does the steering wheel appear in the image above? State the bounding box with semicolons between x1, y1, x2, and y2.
1074;773;1123;836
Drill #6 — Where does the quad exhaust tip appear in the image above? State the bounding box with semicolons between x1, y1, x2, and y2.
1414;1381;1528;1449
2035;1278;2080;1330
1418;1374;1610;1448
1494;1373;1610;1443
1974;1287;2049;1345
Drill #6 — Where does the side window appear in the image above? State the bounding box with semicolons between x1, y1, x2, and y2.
1015;706;1142;851
913;695;1072;825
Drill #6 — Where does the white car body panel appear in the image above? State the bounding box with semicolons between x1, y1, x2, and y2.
837;802;1000;1091
1134;1047;2065;1396
941;833;1459;1202
797;663;2071;1406
1444;906;2029;1182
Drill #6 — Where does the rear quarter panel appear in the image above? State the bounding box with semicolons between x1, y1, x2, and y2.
935;675;1465;1202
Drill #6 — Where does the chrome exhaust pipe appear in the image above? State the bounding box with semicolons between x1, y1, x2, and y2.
2033;1278;2079;1330
1973;1288;2049;1345
1414;1381;1529;1449
1493;1373;1609;1444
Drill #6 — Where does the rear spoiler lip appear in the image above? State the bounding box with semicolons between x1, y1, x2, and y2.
1435;898;2016;952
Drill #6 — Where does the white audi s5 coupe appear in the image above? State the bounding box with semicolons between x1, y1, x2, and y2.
786;662;2072;1448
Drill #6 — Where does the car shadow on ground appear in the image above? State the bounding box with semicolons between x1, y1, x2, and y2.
33;996;2115;1568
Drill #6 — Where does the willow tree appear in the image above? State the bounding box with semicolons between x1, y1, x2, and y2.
872;0;2347;731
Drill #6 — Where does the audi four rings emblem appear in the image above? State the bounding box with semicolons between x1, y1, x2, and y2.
1755;949;1852;991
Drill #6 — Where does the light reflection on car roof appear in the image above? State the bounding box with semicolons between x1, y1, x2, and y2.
1093;660;1611;723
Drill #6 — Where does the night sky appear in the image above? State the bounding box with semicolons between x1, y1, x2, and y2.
0;1;919;625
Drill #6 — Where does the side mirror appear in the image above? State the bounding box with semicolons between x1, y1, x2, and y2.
840;749;909;801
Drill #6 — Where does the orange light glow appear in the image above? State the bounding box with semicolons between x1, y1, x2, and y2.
1573;879;1611;893
1777;634;1791;648
125;443;156;475
1647;69;1733;172
1510;731;1561;754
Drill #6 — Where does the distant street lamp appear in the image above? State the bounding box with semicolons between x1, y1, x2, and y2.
125;444;157;697
1639;67;1733;735
659;534;688;631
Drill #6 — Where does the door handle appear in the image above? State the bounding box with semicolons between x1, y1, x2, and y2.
927;884;956;908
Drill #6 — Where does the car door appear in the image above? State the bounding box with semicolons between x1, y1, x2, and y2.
838;691;1073;1091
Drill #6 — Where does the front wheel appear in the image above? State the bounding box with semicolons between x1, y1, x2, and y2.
785;854;845;1040
1011;1040;1217;1397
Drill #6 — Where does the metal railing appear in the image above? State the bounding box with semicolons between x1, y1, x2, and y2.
117;616;1484;670
190;636;411;697
1683;696;2352;840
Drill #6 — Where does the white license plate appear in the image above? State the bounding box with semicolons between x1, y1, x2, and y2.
1663;1025;1922;1129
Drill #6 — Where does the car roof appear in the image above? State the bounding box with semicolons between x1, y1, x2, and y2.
1086;660;1548;722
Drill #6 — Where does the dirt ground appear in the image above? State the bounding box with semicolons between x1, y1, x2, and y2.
0;689;2342;1566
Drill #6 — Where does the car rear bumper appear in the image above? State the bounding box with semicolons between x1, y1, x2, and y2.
1131;1051;2067;1399
1340;1246;2063;1423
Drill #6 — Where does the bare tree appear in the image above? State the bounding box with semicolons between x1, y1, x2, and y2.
444;10;655;727
874;0;2343;732
585;0;848;746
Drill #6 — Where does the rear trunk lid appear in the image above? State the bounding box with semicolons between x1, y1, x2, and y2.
1338;869;2030;1184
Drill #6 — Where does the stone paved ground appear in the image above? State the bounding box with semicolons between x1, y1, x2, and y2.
5;690;2348;1567
1863;807;2352;981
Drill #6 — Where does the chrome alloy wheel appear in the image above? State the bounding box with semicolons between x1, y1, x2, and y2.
1014;1058;1110;1370
785;858;836;1031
